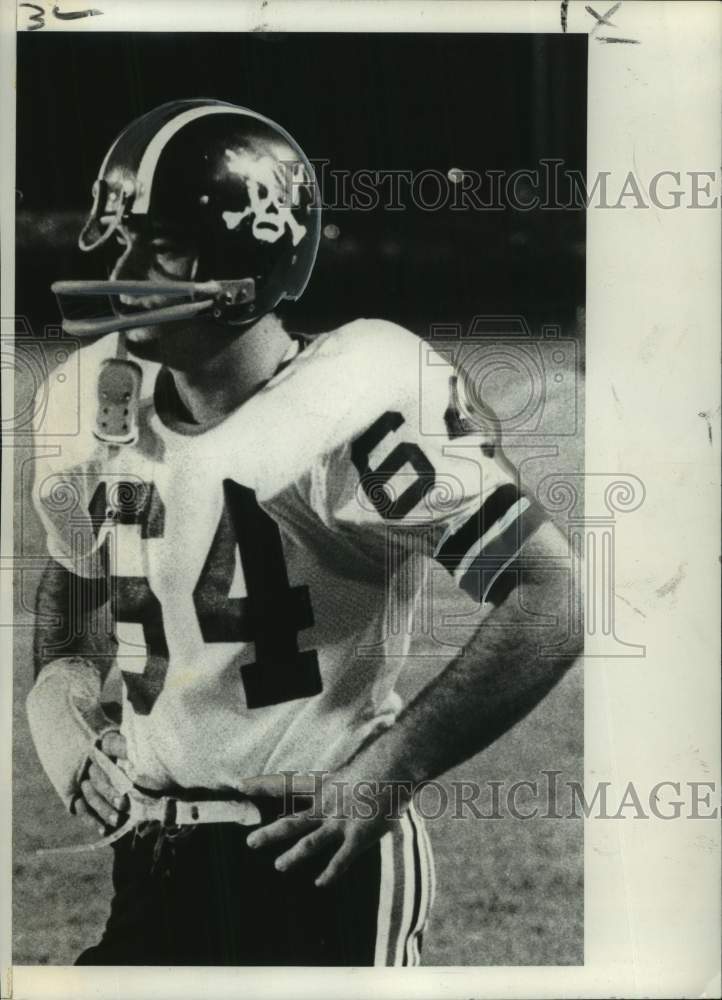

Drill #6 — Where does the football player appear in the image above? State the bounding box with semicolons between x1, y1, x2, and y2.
26;99;582;966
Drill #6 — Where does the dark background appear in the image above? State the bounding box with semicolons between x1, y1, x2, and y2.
16;31;586;337
14;32;586;967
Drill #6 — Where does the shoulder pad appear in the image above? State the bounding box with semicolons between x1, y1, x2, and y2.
35;335;158;473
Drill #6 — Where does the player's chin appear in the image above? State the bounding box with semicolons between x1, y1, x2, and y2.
122;324;167;360
124;322;164;342
123;315;222;367
116;298;182;346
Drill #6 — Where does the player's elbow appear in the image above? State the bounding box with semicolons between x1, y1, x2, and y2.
33;558;116;678
524;521;584;664
488;519;584;667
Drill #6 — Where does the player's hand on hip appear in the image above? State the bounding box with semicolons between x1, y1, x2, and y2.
239;769;408;888
74;730;130;834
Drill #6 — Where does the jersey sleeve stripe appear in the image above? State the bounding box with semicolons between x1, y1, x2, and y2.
434;482;521;573
453;496;531;582
456;500;547;604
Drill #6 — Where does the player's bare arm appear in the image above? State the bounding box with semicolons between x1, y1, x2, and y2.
240;518;580;885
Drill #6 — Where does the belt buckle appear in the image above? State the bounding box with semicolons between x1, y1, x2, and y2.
162;797;178;828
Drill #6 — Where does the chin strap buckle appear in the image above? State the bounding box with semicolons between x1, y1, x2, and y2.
211;278;256;321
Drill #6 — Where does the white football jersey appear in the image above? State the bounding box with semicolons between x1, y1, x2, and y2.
33;320;543;792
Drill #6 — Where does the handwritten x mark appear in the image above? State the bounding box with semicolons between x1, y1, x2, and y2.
585;2;621;34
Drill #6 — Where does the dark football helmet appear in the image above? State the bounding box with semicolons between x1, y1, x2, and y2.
53;99;321;337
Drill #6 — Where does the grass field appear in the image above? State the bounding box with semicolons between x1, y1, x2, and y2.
12;339;584;967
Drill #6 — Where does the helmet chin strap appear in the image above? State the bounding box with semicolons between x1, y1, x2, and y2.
51;278;256;338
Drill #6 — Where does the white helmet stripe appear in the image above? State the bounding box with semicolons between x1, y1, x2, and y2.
95;102;225;179
131;104;290;214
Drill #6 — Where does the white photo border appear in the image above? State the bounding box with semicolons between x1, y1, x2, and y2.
2;1;720;997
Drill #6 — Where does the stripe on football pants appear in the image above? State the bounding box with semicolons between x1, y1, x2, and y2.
374;804;434;966
373;830;395;966
419;812;437;914
404;808;423;966
393;810;417;966
405;805;431;966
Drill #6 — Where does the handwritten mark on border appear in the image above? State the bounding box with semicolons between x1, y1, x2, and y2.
19;2;103;30
585;2;621;33
560;0;569;32
52;4;103;19
596;37;640;44
19;3;45;30
560;1;640;45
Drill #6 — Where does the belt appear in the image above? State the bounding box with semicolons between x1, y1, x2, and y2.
36;746;263;858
